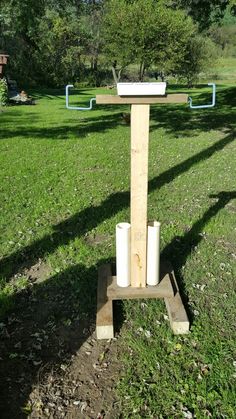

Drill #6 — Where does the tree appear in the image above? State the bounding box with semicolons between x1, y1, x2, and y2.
34;5;86;85
208;7;236;55
79;0;104;72
0;0;47;83
0;0;87;85
174;35;217;86
170;0;236;30
0;0;46;49
103;0;198;82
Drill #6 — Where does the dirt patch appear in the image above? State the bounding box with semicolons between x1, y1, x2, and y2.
28;335;120;418
84;233;111;247
0;263;122;419
24;259;52;284
225;202;236;213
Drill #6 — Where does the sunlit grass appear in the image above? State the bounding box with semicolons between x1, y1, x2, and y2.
0;80;236;416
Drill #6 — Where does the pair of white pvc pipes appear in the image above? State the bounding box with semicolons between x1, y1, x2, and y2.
116;221;161;287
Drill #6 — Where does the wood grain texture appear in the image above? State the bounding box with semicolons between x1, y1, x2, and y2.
130;104;150;287
95;262;189;339
164;269;190;334
96;264;114;339
107;274;175;299
96;94;188;105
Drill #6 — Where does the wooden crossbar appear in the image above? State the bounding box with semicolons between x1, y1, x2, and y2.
96;94;188;105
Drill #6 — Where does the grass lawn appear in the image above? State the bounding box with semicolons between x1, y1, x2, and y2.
203;57;236;84
0;82;236;417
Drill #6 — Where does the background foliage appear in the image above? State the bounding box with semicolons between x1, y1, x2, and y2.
0;0;235;86
0;78;8;106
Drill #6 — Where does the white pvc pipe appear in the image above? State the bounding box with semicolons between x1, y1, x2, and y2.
147;221;161;286
116;222;131;287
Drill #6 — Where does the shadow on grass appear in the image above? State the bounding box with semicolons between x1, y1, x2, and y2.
0;259;109;418
0;191;129;282
1;135;235;414
0;112;126;140
149;130;235;191
30;87;115;103
0;87;236;416
150;86;236;138
29;88;88;100
1;86;235;141
0;110;39;131
1;130;235;282
1;190;235;417
162;190;236;320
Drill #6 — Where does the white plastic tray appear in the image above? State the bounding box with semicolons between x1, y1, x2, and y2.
117;82;166;96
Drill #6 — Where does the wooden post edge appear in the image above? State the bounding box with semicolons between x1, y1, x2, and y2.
164;268;190;335
96;264;114;340
164;292;190;334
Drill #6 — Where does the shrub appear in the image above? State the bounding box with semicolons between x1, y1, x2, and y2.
0;78;8;106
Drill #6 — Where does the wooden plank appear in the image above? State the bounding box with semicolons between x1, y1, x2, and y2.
107;274;175;299
95;260;189;338
96;265;114;339
96;94;188;105
130;104;150;288
164;269;190;335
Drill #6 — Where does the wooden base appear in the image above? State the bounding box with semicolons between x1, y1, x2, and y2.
96;260;189;339
96;265;114;340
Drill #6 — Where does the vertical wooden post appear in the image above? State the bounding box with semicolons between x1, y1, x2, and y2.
130;104;150;287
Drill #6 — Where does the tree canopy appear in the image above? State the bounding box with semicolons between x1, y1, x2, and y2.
103;0;198;81
171;0;236;30
0;0;235;86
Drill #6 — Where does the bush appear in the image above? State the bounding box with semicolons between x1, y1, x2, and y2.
0;78;8;106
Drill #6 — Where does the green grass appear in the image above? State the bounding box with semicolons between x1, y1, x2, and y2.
201;57;236;84
0;80;236;417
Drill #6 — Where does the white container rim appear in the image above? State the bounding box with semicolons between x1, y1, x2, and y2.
117;82;166;88
117;82;166;96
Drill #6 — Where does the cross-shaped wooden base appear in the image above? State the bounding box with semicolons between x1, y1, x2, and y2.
96;260;189;339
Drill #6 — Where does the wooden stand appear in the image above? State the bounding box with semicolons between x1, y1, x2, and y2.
95;94;190;339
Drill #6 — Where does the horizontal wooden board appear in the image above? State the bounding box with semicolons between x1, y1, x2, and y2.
107;274;175;299
96;94;188;105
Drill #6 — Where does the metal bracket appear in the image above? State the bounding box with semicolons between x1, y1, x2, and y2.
65;84;96;110
189;83;216;109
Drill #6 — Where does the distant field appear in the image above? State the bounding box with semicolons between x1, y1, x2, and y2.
202;56;236;83
127;56;236;85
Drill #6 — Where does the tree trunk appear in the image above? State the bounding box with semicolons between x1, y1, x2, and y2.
111;66;118;84
138;62;145;82
90;57;98;71
111;66;123;84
